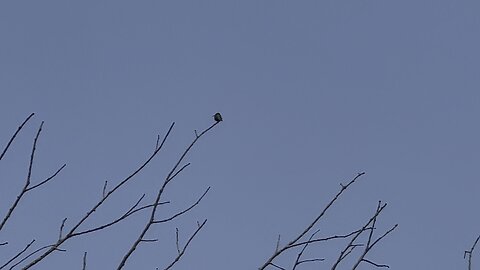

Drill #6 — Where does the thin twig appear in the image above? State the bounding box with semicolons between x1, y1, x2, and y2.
292;229;322;270
102;181;108;198
0;113;35;161
0;122;56;232
363;259;390;268
155;135;161;150
0;239;35;270
350;223;397;270
82;252;87;270
275;235;281;253
140;239;158;243
268;263;286;270
163;219;207;270
58;218;67;240
25;164;66;191
297;258;324;265
289;228;369;250
166;163;191;184
349;202;397;270
331;202;388;270
72;195;168;237
465;235;480;270
154;187;210;224
13;244;65;270
176;228;180;254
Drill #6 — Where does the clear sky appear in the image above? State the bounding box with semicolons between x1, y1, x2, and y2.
1;1;479;269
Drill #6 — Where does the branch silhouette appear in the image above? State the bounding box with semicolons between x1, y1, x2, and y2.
0;113;222;269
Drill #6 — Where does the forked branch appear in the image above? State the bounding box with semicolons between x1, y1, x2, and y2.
117;121;220;269
20;123;175;269
2;114;222;270
259;172;365;270
0;120;66;233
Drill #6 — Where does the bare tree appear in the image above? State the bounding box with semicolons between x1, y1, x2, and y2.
2;113;401;270
258;172;398;270
0;113;221;269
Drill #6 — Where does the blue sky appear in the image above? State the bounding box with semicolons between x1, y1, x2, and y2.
1;1;479;269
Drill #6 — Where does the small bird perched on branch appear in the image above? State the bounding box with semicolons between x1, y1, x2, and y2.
213;112;223;122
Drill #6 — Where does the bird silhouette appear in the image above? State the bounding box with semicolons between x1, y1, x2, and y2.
213;112;223;122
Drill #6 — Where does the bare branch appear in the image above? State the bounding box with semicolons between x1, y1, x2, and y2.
82;252;87;270
292;229;322;270
21;123;175;269
350;223;397;270
140;239;158;243
13;244;65;270
58;218;68;240
102;181;108;198
72;195;168;237
117;121;220;269
368;224;398;250
290;229;368;250
0;239;35;270
2;116;221;269
297;258;324;265
26;121;44;187
268;263;286;270
163;219;207;270
0;122;42;231
155;134;161;150
0;113;34;161
275;235;281;253
125;201;170;217
166;163;191;184
1;122;61;232
176;228;180;254
465;235;480;270
349;203;397;270
71;195;146;237
259;172;365;270
25;163;66;191
331;202;388;270
291;172;365;244
362;258;390;268
366;201;383;248
153;187;210;224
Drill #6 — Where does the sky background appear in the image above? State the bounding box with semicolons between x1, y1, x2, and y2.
1;1;479;269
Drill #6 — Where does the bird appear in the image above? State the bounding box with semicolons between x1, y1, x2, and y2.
213;112;223;122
